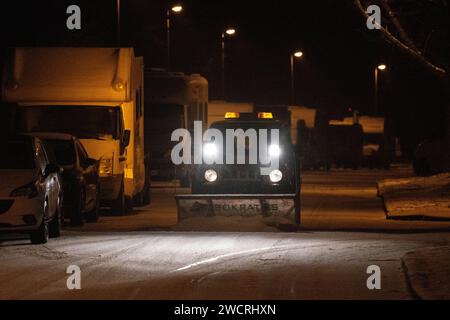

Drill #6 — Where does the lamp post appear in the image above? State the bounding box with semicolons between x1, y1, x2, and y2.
374;64;386;114
290;51;303;105
221;28;236;100
116;0;121;45
167;4;183;71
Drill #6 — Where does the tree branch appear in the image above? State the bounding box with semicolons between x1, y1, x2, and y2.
354;0;447;79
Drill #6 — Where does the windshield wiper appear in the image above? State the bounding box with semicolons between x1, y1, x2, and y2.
78;135;107;141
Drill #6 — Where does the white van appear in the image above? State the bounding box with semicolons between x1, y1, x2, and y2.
2;47;148;214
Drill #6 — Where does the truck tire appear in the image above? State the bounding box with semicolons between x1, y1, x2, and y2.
85;185;100;223
112;179;127;216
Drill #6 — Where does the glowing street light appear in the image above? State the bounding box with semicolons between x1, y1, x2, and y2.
171;5;183;13
374;63;387;114
290;50;304;105
167;4;183;70
225;28;236;36
221;27;237;100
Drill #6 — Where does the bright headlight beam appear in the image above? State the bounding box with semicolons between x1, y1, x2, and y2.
269;169;283;183
203;143;217;156
268;144;281;157
204;169;218;182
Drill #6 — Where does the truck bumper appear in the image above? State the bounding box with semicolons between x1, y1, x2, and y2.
99;174;122;202
175;194;300;226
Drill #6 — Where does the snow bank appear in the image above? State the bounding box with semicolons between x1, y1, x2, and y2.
377;173;450;196
377;173;450;219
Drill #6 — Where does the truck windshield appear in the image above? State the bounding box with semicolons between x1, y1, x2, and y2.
17;106;120;140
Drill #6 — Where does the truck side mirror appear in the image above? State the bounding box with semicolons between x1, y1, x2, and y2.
122;130;131;148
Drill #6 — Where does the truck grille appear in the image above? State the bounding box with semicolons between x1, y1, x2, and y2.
222;166;260;181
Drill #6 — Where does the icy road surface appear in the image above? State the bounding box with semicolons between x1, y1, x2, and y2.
1;166;450;299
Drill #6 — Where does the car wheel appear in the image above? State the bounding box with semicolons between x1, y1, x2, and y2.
30;200;49;244
85;185;100;223
112;179;127;216
70;189;85;227
49;197;62;238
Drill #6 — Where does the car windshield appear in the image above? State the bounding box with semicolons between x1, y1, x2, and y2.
18;106;119;139
0;139;35;170
44;140;76;166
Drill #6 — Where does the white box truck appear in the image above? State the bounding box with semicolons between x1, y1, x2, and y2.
2;47;148;215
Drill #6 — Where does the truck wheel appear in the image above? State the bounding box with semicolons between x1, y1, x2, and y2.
142;182;151;206
85;185;100;223
112;180;126;216
30;201;49;244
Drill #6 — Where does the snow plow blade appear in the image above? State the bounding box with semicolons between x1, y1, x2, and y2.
175;194;300;226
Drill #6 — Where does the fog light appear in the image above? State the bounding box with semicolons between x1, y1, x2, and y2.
204;169;218;182
269;169;282;183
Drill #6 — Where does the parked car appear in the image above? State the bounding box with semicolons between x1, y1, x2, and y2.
32;133;101;226
413;139;450;176
0;134;63;244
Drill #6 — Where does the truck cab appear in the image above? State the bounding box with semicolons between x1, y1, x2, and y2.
2;47;148;214
176;112;301;227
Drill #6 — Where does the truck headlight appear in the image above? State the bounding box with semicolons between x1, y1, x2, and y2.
204;169;218;182
203;143;218;157
269;144;281;157
99;158;113;176
269;169;282;183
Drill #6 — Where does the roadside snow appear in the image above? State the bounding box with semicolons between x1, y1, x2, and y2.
377;173;450;219
171;216;295;232
402;246;450;299
377;173;450;196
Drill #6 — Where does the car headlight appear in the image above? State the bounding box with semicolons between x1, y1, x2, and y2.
269;169;283;183
204;169;218;182
99;157;113;176
10;181;38;198
203;143;218;157
269;144;281;157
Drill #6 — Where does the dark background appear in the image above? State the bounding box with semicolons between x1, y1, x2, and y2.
0;0;448;156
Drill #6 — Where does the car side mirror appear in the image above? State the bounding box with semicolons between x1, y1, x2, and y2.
122;130;131;148
44;163;60;177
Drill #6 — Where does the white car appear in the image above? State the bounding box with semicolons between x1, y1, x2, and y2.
0;135;63;244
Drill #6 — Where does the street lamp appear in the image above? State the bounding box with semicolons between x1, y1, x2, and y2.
290;51;303;105
221;28;236;100
167;4;183;70
374;64;387;114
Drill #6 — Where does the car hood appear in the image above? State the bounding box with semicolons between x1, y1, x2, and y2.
0;170;37;197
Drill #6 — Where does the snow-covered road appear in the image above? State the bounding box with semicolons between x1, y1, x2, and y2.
1;167;450;299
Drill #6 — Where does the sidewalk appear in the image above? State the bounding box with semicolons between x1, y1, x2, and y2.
402;246;450;299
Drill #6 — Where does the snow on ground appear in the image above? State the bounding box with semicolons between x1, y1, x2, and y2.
377;173;450;219
378;173;450;196
402;246;450;299
171;216;293;232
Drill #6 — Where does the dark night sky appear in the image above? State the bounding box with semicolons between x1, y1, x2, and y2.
1;0;448;154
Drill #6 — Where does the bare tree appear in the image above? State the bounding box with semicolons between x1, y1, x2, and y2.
354;0;447;80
